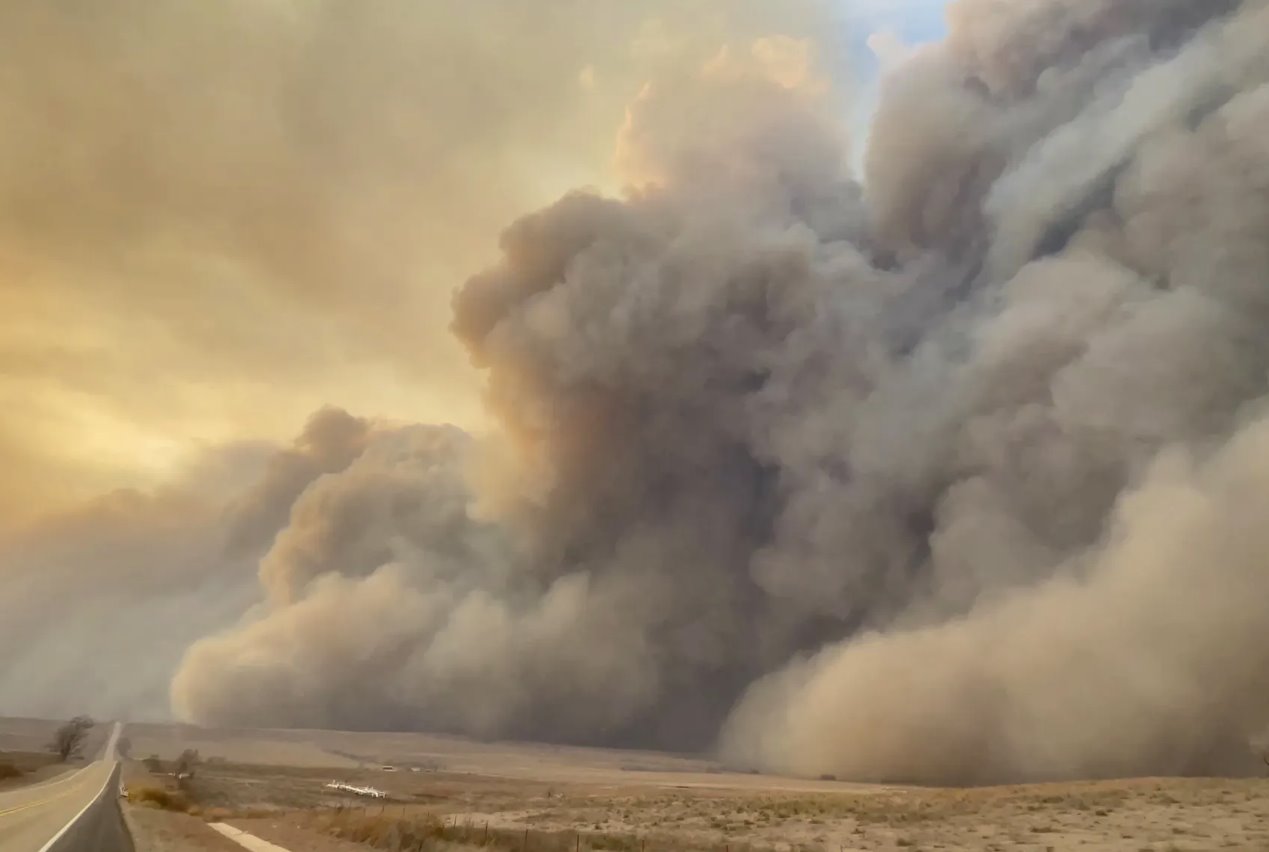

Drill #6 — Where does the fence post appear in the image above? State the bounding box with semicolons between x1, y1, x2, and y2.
484;822;490;845
523;827;529;852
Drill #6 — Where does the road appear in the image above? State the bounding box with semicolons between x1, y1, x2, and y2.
0;722;133;852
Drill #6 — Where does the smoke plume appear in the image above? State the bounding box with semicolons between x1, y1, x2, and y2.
11;0;1269;785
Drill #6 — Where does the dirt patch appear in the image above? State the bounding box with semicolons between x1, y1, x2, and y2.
123;806;246;852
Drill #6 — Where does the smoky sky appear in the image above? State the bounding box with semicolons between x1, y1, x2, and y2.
9;0;1269;786
0;0;831;528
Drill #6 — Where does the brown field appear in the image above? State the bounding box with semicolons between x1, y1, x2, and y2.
0;717;62;752
0;751;63;788
109;722;1269;852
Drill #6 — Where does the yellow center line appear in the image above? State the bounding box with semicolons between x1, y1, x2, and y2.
0;765;100;819
0;786;77;819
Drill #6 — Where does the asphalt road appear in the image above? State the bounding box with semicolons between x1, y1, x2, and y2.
0;722;133;852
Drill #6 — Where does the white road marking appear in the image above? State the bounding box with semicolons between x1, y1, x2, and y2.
209;823;295;852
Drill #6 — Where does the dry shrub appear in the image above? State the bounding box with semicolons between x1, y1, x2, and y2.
314;810;450;849
128;784;191;812
305;811;671;852
0;762;22;781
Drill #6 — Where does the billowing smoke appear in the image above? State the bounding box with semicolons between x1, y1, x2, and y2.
169;0;1269;783
0;408;369;720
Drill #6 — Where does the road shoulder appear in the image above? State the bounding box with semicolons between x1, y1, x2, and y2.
122;806;245;852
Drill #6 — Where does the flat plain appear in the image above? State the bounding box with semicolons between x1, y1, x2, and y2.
7;718;1269;851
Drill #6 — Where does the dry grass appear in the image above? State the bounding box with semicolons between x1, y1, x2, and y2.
129;784;192;813
0;749;64;788
115;723;1269;851
297;809;719;852
133;756;1269;851
0;750;60;772
123;805;250;852
307;810;455;849
400;776;1269;851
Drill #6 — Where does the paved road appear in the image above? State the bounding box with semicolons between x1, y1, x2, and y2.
0;722;133;852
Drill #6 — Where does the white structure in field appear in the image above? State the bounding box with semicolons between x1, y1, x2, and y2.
325;780;387;799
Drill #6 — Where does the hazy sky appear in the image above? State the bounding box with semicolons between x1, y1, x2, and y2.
1;0;947;531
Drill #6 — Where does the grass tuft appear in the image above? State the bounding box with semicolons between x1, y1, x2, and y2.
128;784;191;812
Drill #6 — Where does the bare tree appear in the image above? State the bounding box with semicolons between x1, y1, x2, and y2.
174;748;200;778
48;716;95;762
173;747;200;792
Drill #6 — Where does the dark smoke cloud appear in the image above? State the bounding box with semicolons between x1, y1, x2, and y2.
95;0;1269;783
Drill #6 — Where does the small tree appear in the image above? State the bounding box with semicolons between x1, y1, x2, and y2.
143;754;163;772
174;748;200;777
173;748;200;792
49;716;95;762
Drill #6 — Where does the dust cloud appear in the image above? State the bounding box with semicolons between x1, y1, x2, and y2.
10;0;1269;785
